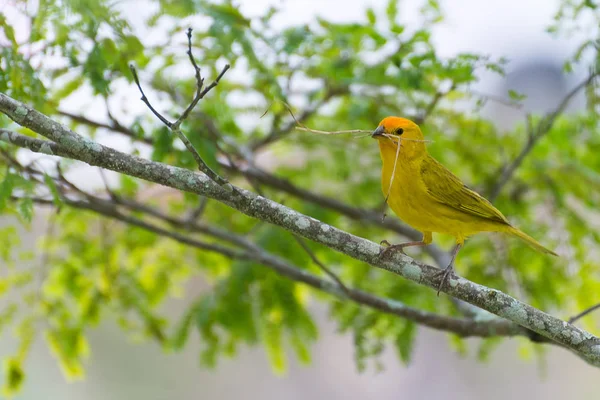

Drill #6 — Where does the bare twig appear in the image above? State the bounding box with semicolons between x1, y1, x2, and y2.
489;71;599;200
414;84;457;125
468;90;525;111
569;303;600;324
295;126;431;142
185;196;209;223
129;65;172;127
172;28;231;130
58;110;152;143
128;29;231;186
98;168;116;199
292;234;350;294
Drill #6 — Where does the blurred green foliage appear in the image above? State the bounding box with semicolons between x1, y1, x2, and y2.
0;0;599;395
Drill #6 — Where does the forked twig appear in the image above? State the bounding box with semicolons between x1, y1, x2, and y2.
129;28;231;187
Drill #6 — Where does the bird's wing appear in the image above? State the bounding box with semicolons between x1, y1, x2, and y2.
420;156;509;224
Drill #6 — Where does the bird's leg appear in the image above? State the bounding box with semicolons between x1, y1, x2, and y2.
434;242;462;296
379;232;432;257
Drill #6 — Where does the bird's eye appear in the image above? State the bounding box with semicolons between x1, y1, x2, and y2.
395;128;404;135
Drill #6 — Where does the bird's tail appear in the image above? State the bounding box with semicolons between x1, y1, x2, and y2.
505;226;558;256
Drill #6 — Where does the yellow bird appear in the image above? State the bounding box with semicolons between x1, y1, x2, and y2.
372;116;557;292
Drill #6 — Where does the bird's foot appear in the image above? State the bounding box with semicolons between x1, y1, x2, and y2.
379;240;408;257
433;264;456;296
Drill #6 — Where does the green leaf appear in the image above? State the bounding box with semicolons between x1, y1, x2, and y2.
263;320;286;374
0;14;17;48
508;89;527;102
563;61;573;73
119;174;139;197
394;322;417;365
2;358;24;396
0;303;18;336
51;75;85;102
366;8;377;25
385;0;398;23
45;328;88;379
44;173;63;208
290;333;311;365
17;197;34;223
0;170;15;211
171;303;196;350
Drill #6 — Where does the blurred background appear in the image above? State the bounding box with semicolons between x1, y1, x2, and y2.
1;0;599;398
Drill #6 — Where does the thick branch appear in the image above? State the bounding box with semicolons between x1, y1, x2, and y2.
23;195;522;339
2;93;599;366
50;108;452;267
228;163;451;266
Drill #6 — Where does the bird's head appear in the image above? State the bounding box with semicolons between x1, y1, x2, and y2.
372;117;427;159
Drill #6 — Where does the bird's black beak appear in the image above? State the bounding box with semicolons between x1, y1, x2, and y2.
371;125;385;138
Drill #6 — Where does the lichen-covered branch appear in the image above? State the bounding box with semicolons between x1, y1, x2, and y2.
1;92;600;366
17;193;522;339
52;108;452;266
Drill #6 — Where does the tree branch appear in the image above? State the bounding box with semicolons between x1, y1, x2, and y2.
19;194;524;340
58;110;154;145
49;107;453;268
128;31;231;187
489;71;599;200
2;94;600;366
413;84;456;125
569;302;600;324
227;163;452;267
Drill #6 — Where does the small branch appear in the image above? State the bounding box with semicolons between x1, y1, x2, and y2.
0;129;68;158
413;84;456;125
128;30;231;186
185;196;209;223
98;168;116;199
569;303;600;324
489;71;599;200
468;90;525;111
128;65;172;127
58;110;152;143
172;28;230;130
292;234;350;294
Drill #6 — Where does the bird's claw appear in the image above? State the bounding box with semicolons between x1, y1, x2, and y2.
378;240;408;257
433;265;456;296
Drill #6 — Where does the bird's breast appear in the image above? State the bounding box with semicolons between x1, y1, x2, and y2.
381;158;434;228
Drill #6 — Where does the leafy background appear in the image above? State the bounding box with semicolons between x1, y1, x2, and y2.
0;0;599;398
